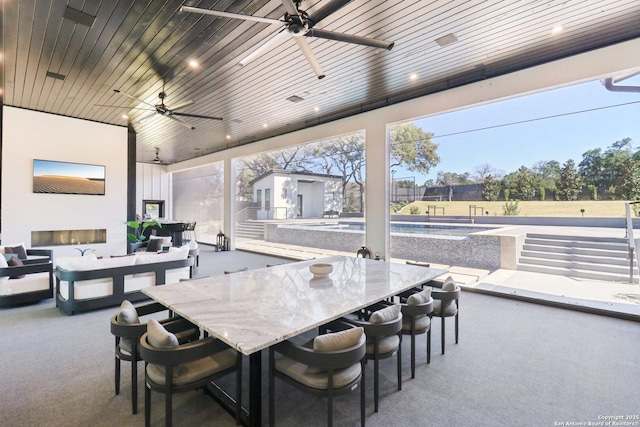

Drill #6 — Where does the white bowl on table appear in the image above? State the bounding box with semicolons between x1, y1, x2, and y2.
309;263;333;278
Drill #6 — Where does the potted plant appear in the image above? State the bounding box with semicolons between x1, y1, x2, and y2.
125;220;161;253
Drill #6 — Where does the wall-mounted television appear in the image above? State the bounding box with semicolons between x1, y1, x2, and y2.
33;159;106;195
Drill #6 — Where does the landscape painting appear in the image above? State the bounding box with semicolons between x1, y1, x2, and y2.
33;159;105;195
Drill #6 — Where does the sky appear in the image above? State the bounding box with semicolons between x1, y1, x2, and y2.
400;73;640;185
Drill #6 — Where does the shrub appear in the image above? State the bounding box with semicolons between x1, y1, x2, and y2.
409;205;420;215
606;186;617;200
504;189;510;201
502;200;520;216
588;185;598;200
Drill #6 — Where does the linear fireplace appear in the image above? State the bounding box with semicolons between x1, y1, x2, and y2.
31;229;107;247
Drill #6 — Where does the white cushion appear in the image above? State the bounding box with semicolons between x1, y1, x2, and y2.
135;246;189;265
433;299;458;316
365;335;400;355
116;300;139;324
369;304;401;324
0;271;50;296
55;254;97;270
188;240;198;250
313;327;363;352
147;318;179;348
407;288;432;305
442;276;457;291
147;347;237;386
276;355;362;390
402;315;431;332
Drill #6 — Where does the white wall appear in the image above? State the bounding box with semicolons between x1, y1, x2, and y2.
136;162;171;219
2;107;128;257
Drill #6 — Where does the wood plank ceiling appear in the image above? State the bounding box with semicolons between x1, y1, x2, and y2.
2;0;640;164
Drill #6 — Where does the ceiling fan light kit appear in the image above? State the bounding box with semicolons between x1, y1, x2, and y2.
181;0;394;79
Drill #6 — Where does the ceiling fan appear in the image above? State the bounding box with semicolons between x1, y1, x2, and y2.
181;0;394;79
111;89;223;130
153;148;163;164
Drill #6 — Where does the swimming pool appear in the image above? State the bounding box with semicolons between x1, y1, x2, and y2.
287;222;492;237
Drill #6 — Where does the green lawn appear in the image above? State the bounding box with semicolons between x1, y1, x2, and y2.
395;200;636;217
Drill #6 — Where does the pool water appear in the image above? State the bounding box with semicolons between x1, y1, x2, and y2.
290;222;491;237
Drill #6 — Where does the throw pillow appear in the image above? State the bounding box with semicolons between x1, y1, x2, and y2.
407;287;432;305
146;238;161;253
306;327;364;374
116;300;139;324
442;276;457;291
313;327;364;352
147;319;179;349
7;257;26;279
5;245;27;260
369;303;401;324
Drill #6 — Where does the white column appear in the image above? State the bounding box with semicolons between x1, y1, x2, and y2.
364;121;390;260
224;157;234;249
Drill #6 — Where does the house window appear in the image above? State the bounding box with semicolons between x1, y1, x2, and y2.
265;189;271;210
257;189;262;207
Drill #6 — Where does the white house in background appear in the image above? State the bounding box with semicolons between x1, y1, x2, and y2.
251;169;344;220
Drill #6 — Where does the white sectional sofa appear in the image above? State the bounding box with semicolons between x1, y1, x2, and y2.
55;246;194;315
0;249;54;307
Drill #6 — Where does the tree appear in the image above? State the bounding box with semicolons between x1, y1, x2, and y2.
617;157;640;200
556;159;583;201
435;171;473;187
390;123;440;175
579;138;634;191
481;175;501;201
505;166;538;200
472;163;503;183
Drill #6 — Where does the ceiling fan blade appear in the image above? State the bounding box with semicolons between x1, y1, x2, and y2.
164;114;196;130
168;99;195;111
293;37;325;79
307;28;394;50
113;89;157;108
180;6;283;25
307;0;353;27
94;104;153;111
238;29;289;67
135;111;157;124
172;112;223;121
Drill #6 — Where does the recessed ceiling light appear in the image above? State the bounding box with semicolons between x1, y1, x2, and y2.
226;135;231;139
189;60;199;68
410;73;418;81
263;123;268;128
551;25;564;34
314;106;320;112
122;114;128;119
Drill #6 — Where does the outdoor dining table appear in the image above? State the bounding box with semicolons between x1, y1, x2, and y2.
142;255;448;426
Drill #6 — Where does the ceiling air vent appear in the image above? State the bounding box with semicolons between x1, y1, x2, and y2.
46;71;66;81
63;7;96;28
435;33;458;47
286;95;305;103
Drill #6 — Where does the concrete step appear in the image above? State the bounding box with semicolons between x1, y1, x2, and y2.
516;263;638;283
520;250;635;266
518;256;637;275
521;244;630;258
524;238;628;252
526;233;628;244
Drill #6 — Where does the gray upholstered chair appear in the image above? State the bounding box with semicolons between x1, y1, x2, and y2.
431;276;461;354
139;318;241;427
398;287;434;378
344;302;403;413
269;321;366;427
110;301;199;414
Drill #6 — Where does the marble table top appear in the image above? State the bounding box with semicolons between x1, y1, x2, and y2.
142;255;447;355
